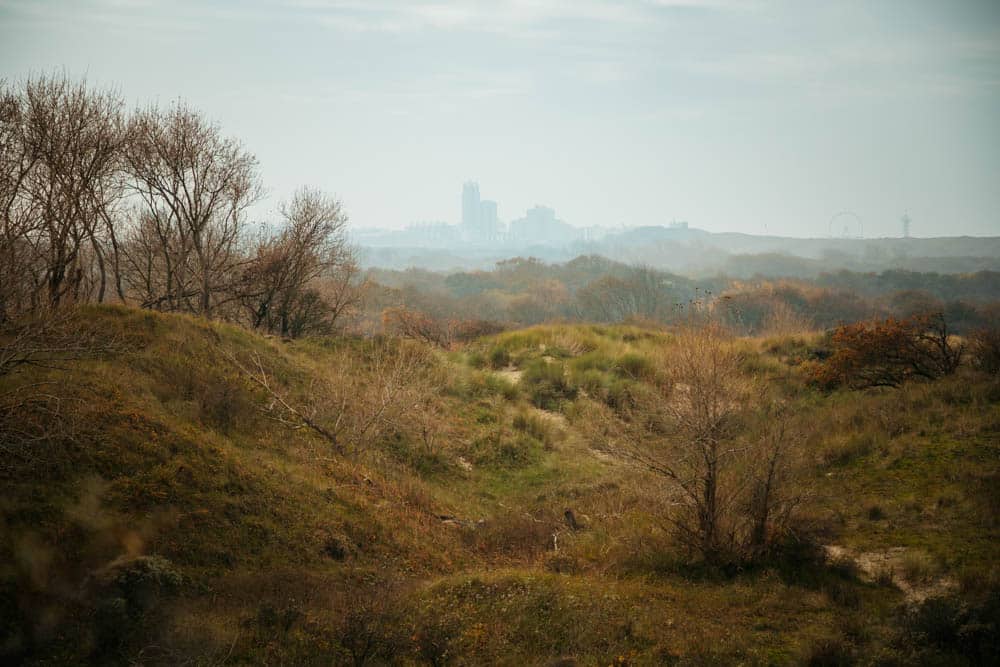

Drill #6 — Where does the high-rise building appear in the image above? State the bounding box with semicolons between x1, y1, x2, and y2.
462;181;481;231
480;199;499;236
902;213;911;238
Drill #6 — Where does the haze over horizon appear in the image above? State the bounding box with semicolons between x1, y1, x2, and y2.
2;0;999;239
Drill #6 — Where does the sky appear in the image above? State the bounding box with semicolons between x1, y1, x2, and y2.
1;0;999;238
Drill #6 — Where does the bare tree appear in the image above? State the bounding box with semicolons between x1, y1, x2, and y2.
2;73;369;340
124;102;262;316
23;75;128;306
0;74;129;319
241;187;360;337
0;79;40;323
573;267;680;324
0;75;131;465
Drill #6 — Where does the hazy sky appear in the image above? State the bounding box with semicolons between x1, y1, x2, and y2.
2;0;999;238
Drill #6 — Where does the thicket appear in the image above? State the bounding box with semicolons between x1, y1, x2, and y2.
1;73;361;336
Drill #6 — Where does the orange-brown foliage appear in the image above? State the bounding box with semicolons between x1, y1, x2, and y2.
812;312;964;390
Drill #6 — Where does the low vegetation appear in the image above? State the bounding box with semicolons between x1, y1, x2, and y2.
1;304;997;665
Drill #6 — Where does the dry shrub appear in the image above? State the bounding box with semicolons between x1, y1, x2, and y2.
382;307;506;348
552;330;598;355
0;308;119;464
970;325;1000;375
332;577;409;666
467;511;555;559
591;324;800;563
381;307;453;347
762;300;814;337
228;339;437;454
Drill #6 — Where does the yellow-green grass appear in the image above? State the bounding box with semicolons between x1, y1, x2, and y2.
2;307;997;664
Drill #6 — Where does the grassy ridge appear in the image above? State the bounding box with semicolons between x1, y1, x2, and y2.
2;307;997;664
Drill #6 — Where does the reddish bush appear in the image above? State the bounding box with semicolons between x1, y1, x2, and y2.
813;312;964;389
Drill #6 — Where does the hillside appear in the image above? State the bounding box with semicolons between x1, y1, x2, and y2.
2;307;998;665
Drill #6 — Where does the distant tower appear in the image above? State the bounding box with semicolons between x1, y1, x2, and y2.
479;200;498;237
901;213;911;238
462;181;481;231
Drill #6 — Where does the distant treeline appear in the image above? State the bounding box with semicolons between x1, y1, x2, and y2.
357;239;1000;277
361;256;1000;337
710;250;1000;279
816;269;1000;302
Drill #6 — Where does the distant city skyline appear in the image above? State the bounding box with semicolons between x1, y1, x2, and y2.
2;1;999;238
360;181;933;249
375;181;589;247
376;181;911;242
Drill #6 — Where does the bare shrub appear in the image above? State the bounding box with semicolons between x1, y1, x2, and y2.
227;340;435;454
381;306;453;348
450;318;507;343
589;324;798;562
762;300;814;337
745;405;802;556
969;325;1000;375
332;578;408;666
0;308;118;463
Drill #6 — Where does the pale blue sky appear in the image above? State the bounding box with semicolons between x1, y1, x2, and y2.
2;0;999;237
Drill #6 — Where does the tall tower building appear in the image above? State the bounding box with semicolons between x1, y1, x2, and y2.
462;181;481;231
480;200;498;237
902;213;911;238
